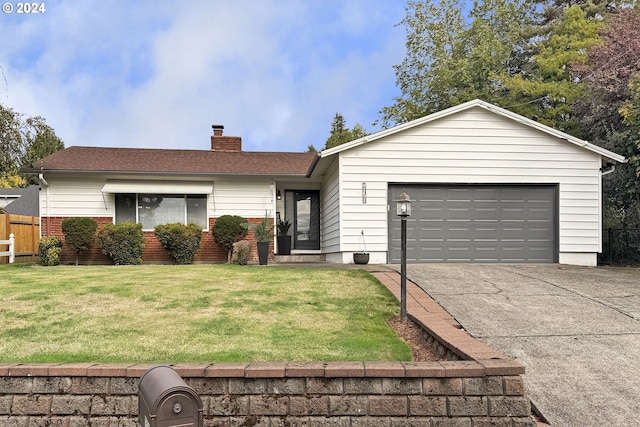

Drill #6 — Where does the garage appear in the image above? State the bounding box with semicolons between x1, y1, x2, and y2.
388;184;558;263
310;100;625;266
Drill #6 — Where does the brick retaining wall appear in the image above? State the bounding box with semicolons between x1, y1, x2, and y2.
0;362;534;426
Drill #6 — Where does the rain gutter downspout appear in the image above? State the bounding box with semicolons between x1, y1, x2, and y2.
39;173;50;236
599;163;617;254
600;164;616;177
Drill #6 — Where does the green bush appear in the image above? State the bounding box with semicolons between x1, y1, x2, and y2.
231;240;251;265
97;222;145;265
61;217;98;265
38;236;63;266
212;215;248;262
154;223;203;265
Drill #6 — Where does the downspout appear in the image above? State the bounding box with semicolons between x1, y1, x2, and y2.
39;173;50;236
600;164;615;177
599;163;616;255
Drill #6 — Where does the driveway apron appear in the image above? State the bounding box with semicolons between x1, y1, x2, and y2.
402;264;640;427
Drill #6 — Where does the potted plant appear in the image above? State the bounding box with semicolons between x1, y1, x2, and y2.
243;212;273;265
276;218;292;255
353;230;370;264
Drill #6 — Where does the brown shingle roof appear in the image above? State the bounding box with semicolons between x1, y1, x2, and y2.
27;146;318;176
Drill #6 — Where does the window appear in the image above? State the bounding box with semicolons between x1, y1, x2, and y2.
115;194;208;230
115;194;137;223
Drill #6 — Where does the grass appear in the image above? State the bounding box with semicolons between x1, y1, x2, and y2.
0;263;411;363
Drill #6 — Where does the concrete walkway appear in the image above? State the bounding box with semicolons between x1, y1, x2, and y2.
395;264;640;427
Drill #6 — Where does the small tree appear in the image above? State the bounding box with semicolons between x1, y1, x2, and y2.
97;222;145;265
61;217;98;265
154;223;202;265
212;215;248;262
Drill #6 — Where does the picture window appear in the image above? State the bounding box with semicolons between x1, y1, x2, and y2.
115;193;207;230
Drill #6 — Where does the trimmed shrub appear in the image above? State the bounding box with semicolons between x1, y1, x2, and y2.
154;223;203;265
212;215;248;262
61;217;98;265
38;236;63;266
97;222;145;265
231;240;251;265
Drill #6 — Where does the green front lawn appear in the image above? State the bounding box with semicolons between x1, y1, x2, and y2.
0;264;411;363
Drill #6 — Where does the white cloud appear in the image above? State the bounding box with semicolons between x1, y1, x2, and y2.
0;0;405;152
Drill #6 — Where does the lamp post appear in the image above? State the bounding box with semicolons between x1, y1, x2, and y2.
395;191;412;322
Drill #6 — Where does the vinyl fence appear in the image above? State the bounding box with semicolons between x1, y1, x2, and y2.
0;213;40;264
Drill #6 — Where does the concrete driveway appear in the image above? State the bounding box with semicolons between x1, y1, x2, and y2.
402;264;640;427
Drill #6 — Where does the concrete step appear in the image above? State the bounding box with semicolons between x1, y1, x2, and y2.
275;254;326;263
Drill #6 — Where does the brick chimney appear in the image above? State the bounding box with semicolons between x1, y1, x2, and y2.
211;125;242;152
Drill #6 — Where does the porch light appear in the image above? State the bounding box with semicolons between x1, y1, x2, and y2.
277;190;282;200
395;190;412;322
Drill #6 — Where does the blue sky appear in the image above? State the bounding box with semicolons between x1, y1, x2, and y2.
0;1;407;152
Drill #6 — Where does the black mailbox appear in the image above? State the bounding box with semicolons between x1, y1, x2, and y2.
138;366;203;427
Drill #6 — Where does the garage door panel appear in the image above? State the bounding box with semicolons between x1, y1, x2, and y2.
528;228;554;239
389;185;557;263
474;230;499;239
447;209;472;220
475;209;498;220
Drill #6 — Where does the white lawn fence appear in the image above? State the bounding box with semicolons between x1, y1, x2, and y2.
0;233;15;263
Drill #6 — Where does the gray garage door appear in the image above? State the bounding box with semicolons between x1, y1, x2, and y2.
388;184;557;263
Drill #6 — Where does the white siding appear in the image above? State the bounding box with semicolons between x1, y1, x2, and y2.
211;178;276;218
320;159;341;253
336;108;604;259
42;176;112;217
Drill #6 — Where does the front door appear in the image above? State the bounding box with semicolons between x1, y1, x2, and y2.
291;191;320;250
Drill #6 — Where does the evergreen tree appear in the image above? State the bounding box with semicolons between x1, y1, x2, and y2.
503;5;603;136
324;113;367;150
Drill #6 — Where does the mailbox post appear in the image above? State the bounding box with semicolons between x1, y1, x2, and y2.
138;366;203;427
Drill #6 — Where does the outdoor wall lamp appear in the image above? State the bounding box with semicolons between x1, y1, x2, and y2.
395;190;412;321
277;190;282;200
